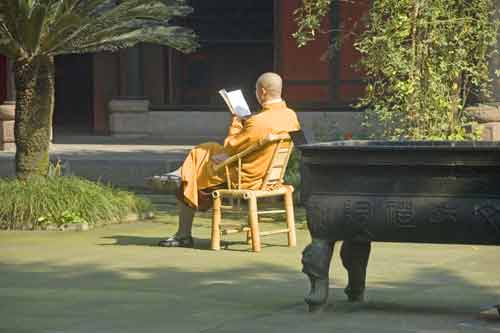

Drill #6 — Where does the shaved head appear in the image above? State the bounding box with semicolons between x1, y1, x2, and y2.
256;72;283;99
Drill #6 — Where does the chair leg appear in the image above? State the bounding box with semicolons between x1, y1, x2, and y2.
284;189;297;247
246;230;252;245
247;195;261;252
211;194;222;250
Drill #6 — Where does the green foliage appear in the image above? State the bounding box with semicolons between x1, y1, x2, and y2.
293;0;332;47
48;160;63;177
356;0;499;140
0;0;198;59
294;0;499;140
0;176;153;230
47;159;74;177
284;149;301;192
37;210;88;227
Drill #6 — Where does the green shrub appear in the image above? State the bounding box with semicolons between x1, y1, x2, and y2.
285;150;301;188
294;0;499;140
0;176;153;230
284;149;302;203
356;0;499;140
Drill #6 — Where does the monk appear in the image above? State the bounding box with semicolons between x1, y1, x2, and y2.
158;72;301;247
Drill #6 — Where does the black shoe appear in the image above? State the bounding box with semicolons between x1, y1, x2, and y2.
344;286;365;302
158;235;194;248
479;304;500;320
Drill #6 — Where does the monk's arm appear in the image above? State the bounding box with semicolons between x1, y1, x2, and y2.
209;117;246;163
226;116;244;137
223;117;258;156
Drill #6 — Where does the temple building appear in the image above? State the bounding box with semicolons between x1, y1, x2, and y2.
0;0;498;143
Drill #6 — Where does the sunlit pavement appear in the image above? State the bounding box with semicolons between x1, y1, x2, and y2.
0;194;498;333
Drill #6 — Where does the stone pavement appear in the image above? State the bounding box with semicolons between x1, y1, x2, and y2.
0;135;194;188
0;194;498;333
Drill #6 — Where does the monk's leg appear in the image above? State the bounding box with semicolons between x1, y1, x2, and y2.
176;199;196;237
158;142;225;248
158;199;196;248
180;142;225;210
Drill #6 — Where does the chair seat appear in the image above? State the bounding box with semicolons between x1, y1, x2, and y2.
213;185;294;199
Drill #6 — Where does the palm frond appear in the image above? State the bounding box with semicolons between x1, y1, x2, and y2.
75;0;118;17
57;24;196;54
0;0;21;41
40;13;83;52
0;0;197;58
22;2;49;52
47;0;197;55
0;0;26;58
0;36;16;56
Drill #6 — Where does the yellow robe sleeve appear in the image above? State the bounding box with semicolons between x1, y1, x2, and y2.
223;117;262;156
226;116;244;137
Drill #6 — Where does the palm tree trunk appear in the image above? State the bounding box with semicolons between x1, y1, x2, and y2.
14;55;54;180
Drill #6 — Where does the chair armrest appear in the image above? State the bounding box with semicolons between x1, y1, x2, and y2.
213;145;258;190
213;133;292;172
213;143;261;172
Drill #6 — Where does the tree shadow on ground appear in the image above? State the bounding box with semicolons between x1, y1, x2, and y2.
0;257;498;332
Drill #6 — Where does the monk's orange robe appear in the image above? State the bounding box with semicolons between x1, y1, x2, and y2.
180;101;300;209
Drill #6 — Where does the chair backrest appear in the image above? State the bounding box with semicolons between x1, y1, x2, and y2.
260;133;294;190
213;133;294;190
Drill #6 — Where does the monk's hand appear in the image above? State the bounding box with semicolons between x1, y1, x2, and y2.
211;153;229;164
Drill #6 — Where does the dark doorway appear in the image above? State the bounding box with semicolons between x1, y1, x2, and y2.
170;0;274;107
54;54;93;134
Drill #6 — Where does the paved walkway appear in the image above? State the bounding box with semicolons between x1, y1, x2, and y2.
0;135;194;188
0;194;498;333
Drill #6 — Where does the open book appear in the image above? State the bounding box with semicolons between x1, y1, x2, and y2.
218;89;251;119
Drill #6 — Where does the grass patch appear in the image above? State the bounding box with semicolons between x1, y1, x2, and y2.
0;176;153;230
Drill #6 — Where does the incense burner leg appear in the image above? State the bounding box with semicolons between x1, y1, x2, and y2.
302;238;335;312
340;240;371;302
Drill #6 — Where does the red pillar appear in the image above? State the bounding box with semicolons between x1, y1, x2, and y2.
334;0;370;105
275;0;331;106
275;0;369;107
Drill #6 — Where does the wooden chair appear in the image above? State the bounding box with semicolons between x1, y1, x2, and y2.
211;133;296;252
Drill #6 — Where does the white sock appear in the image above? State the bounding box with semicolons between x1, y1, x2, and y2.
166;168;181;177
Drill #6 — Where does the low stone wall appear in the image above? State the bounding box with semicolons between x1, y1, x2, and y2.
466;103;500;140
109;103;365;142
0;102;15;151
109;99;500;143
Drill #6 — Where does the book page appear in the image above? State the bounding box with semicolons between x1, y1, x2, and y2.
226;89;251;118
218;89;235;115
